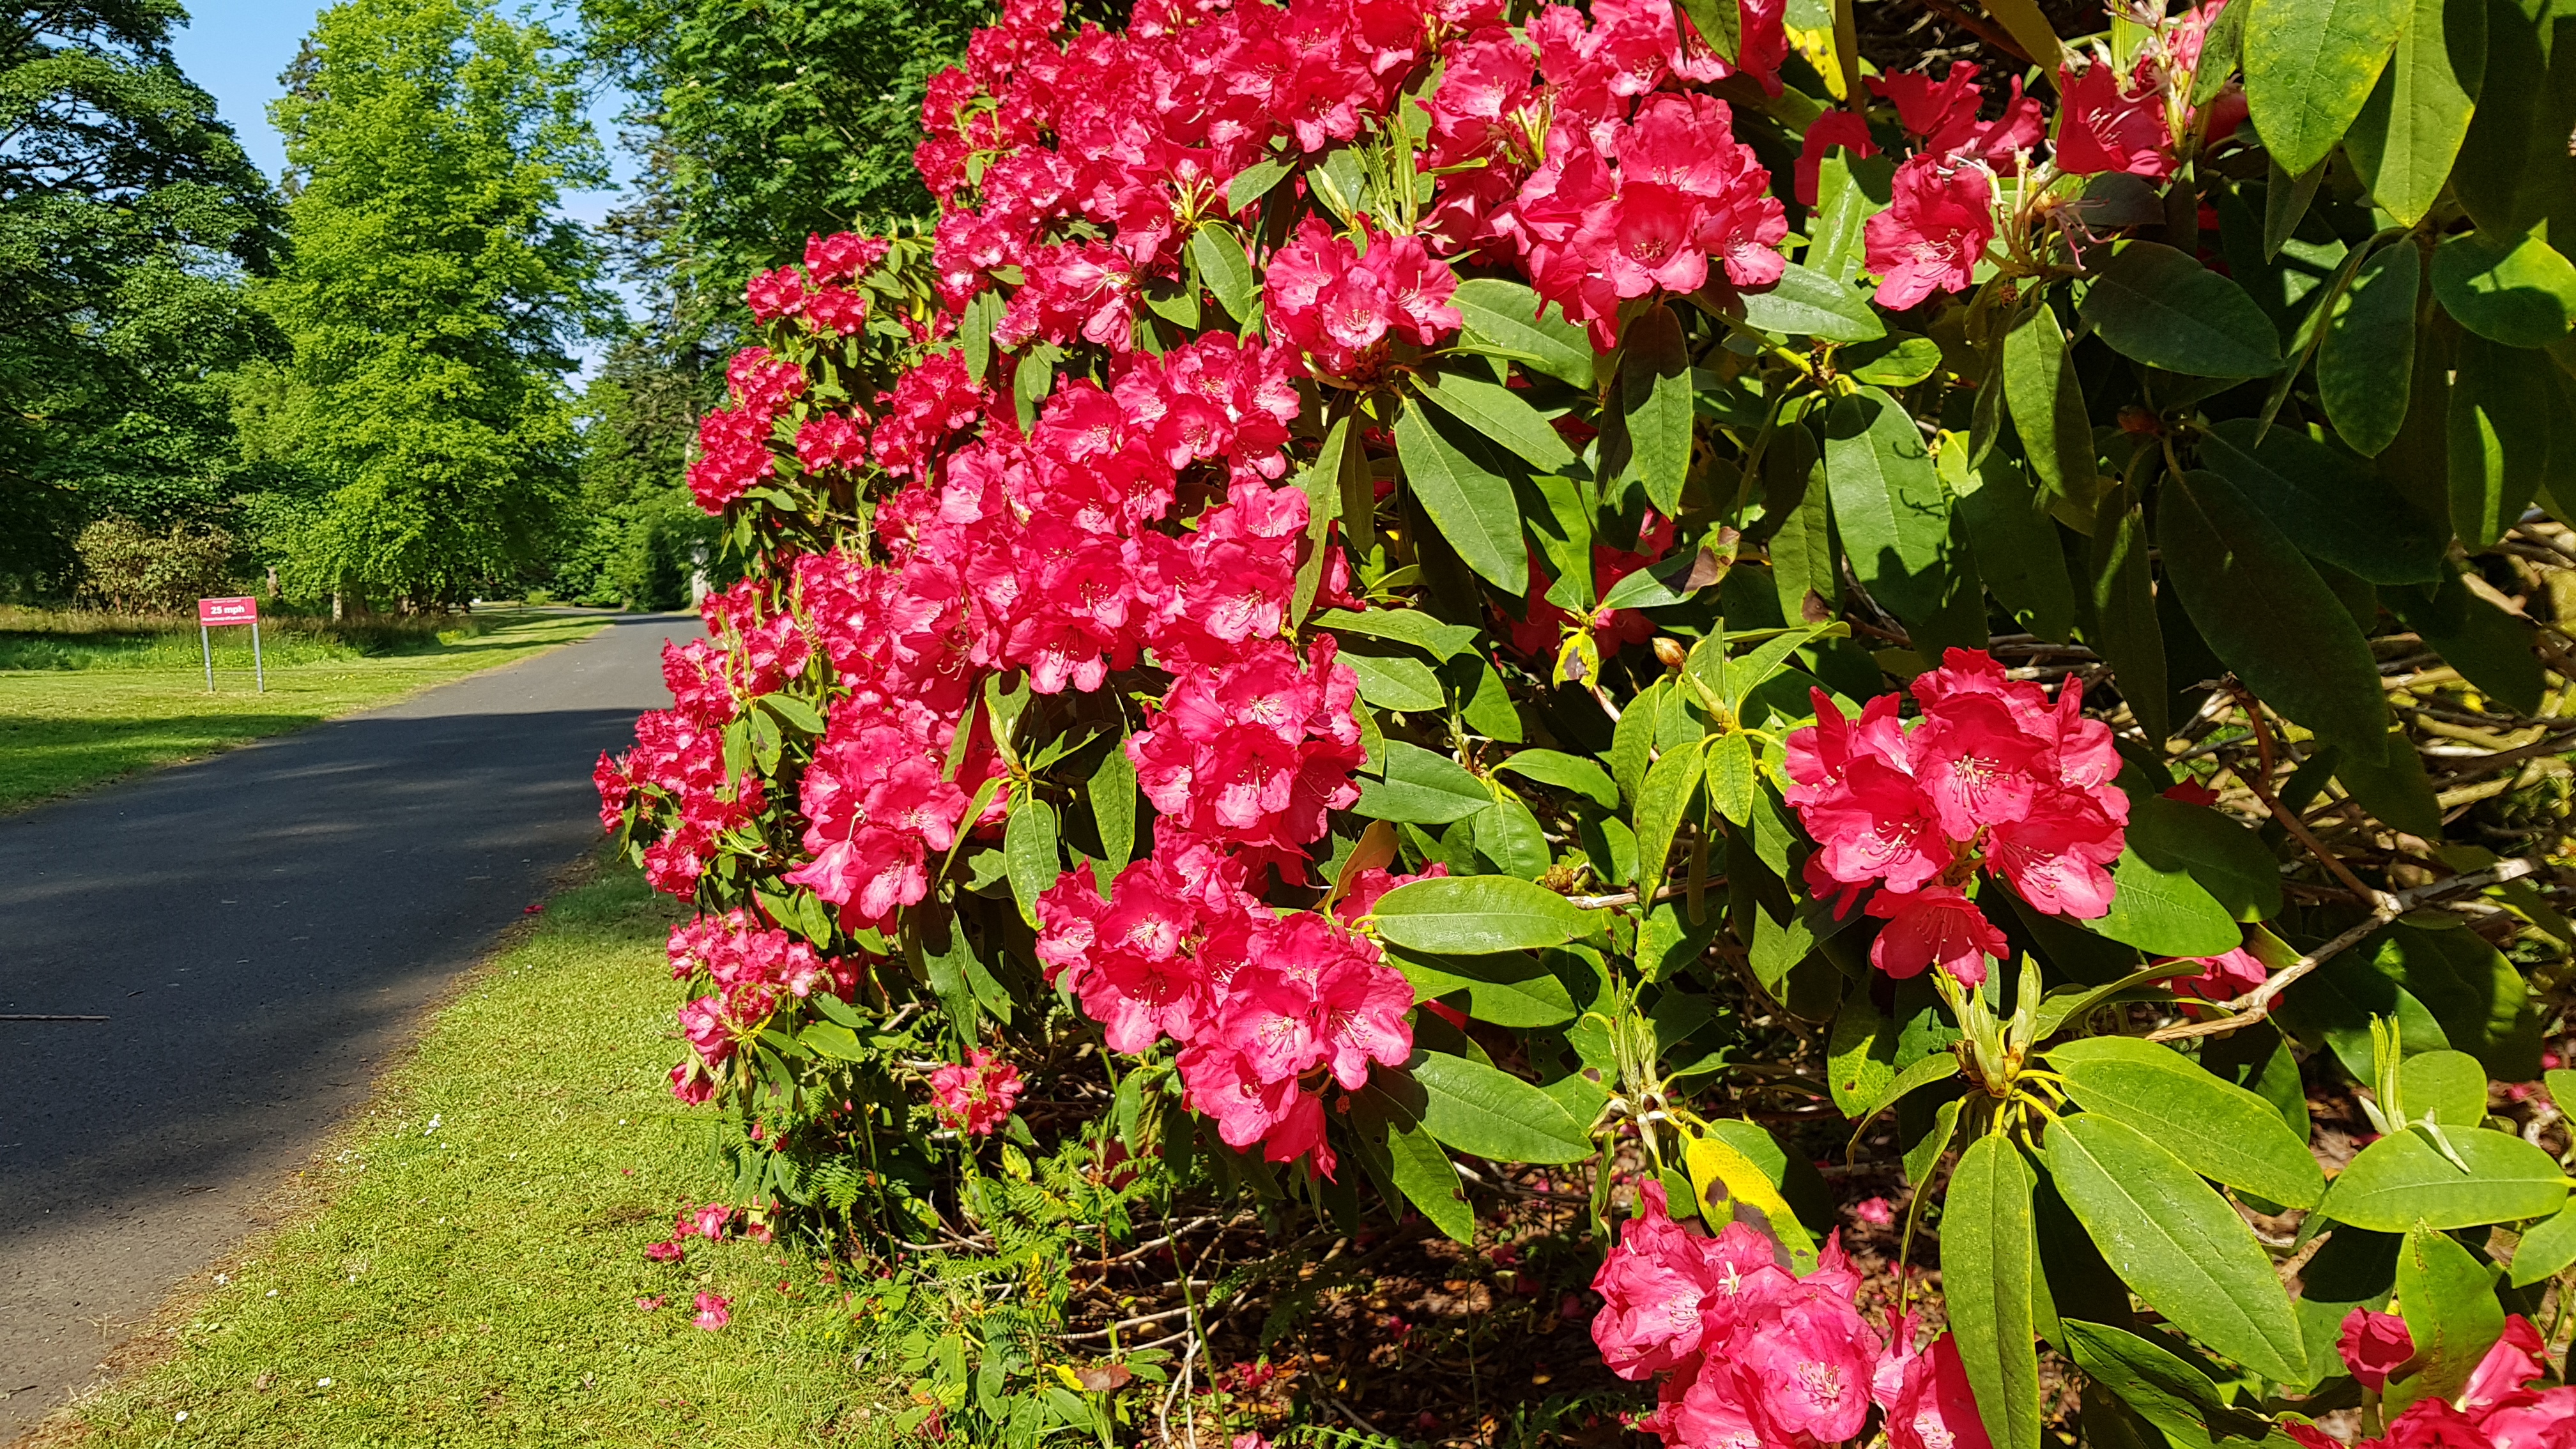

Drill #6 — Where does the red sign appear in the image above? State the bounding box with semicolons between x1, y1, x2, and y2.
198;596;259;626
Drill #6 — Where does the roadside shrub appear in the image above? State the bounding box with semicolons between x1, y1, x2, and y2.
73;518;238;615
599;0;2576;1441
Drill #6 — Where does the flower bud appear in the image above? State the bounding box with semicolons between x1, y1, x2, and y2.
1652;636;1687;671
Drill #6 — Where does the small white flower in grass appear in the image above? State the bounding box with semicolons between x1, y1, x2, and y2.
265;1289;278;1298
174;1411;187;1423
422;1114;440;1136
316;1378;332;1388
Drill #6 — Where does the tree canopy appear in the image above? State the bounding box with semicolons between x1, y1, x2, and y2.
238;0;610;609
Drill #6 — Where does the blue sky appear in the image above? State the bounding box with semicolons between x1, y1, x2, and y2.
168;0;643;349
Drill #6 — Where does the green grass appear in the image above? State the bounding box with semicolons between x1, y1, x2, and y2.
0;609;614;811
62;864;895;1448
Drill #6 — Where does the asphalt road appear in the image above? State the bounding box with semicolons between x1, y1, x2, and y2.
0;611;693;1437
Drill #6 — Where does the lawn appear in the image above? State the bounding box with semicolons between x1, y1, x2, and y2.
0;608;613;811
54;862;898;1449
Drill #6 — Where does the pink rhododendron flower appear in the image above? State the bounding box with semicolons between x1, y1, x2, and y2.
2168;942;2268;1002
692;1291;731;1330
1873;1323;1993;1449
2336;1307;2414;1392
929;1048;1024;1137
1784;649;2128;983
1795;109;1879;207
1863;157;1996;310
2055;54;2177;180
644;1238;684;1264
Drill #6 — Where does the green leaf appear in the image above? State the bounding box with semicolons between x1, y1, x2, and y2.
2200;419;2446;584
1224;156;1292;213
2159;469;2394;758
2091;844;2246;957
1313;606;1481;661
2345;0;2485;226
1414;367;1579;474
2385;569;2547;715
1947;1135;2045;1449
1088;744;1137;871
1741;258;1887;342
1450;277;1595;388
2366;923;2542;1082
1827;987;1897;1117
1190;224;1258;328
1411;1050;1595;1163
1003;800;1059;928
2432;230;2576;348
2049;1036;2327;1207
2327;727;2443;836
1806;151;1892;285
2400;1048;2494;1124
1620;302;1695;515
799;1019;867;1061
2319;240;2425;457
2395;1222;2506;1404
959;288;1000;383
1494;749;1619;810
1341;648;1448;713
1371;874;1595;956
1824;387;1971;642
2449;0;2568;239
1947;445;2076;643
2317;1126;2570;1230
2081;243;2285;378
1390;948;1578;1027
1630;744;1705;893
1841;332;1943;387
1598;544;1731;611
1353;741;1494;824
1395;399;1529;595
2508;1199;2576;1287
2061;1320;2280;1448
2004;303;2095;502
1707;732;1754;827
2124;790;2285;922
1845;1050;1966;1150
2242;0;2413;176
1673;0;1740;62
2046;1114;2308;1381
1907;1097;1965;1186
2446;332;2555;548
2087;486;2171;744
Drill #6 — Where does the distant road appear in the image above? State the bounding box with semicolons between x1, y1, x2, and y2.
0;611;692;1438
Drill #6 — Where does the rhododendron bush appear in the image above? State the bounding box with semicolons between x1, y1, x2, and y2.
597;0;2576;1438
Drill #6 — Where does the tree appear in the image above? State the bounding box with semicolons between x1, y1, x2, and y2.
240;0;608;611
547;332;724;610
0;0;282;596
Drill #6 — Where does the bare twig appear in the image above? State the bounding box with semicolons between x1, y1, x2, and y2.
2145;859;2542;1043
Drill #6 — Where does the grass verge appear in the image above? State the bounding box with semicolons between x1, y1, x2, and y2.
50;863;891;1449
0;609;613;812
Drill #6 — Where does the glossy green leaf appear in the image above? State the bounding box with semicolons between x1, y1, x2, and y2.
2159;469;2393;759
1740;259;1886;342
1609;678;1664;807
1341;648;1448;713
1372;873;1595;955
1948;1135;2044;1449
2508;1200;2576;1286
2447;333;2556;548
1414;368;1579;474
1470;793;1551;879
1384;1105;1475;1243
1313;606;1481;661
2317;1126;2570;1230
1806;151;1892;285
2319;241;2425;457
1003;799;1059;928
1621;302;1695;515
1825;387;1969;641
2242;0;2412;176
2385;570;2547;716
2366;923;2542;1082
2004;303;2094;501
2327;726;2442;836
2448;0;2568;238
2396;1222;2506;1404
1494;749;1619;810
2124;789;2285;923
2092;844;2246;957
1190;224;1258;328
1354;741;1494;824
1631;744;1705;893
1598;544;1731;611
1827;987;1897;1117
2046;1114;2308;1381
2049;1036;2326;1206
2399;1048;2492;1124
1395;401;1529;595
2087;487;2171;745
1451;277;1595;388
1707;732;1754;827
2081;242;2285;378
1841;332;1943;387
1411;1050;1596;1163
2432;230;2576;348
1390;947;1579;1027
1223;156;1291;213
2345;0;2486;226
1089;744;1136;871
2061;1320;2280;1448
2200;419;2445;583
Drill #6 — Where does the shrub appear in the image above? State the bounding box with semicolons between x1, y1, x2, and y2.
73;518;238;615
598;0;2576;1441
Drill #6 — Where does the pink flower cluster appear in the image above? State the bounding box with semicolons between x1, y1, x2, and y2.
929;1048;1025;1137
1783;648;2128;985
665;910;865;1104
2296;1310;2573;1449
1032;845;1427;1176
1263;222;1461;379
1592;1183;1986;1449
